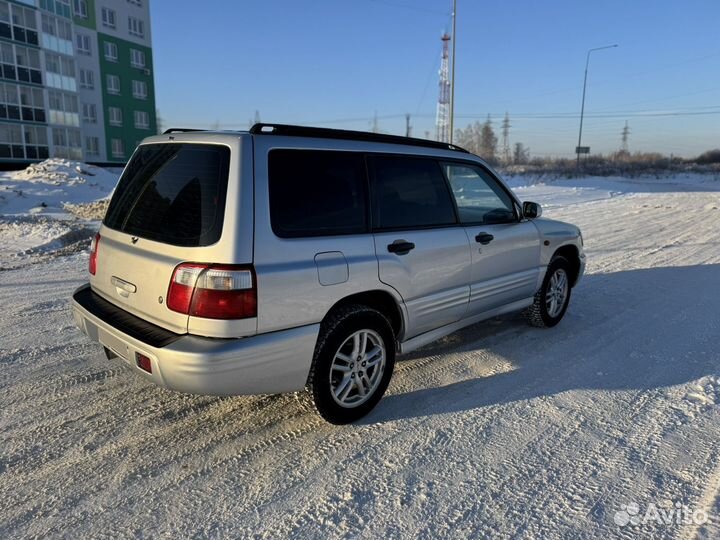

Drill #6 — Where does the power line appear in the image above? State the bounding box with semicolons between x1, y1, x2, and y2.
591;87;720;112
298;114;406;125
363;0;449;15
444;109;720;120
414;40;442;116
167;106;720;129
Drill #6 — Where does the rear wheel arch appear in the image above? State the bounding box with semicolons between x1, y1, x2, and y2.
323;290;404;341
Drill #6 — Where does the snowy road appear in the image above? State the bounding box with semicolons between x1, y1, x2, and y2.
1;175;720;538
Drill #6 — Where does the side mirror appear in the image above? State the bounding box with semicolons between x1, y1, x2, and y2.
523;201;542;219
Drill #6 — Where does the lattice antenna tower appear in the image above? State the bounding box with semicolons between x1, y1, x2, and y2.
435;33;451;143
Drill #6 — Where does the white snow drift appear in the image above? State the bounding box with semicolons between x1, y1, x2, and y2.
0;158;119;216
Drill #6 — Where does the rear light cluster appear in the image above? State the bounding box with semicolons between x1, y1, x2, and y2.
167;263;257;320
89;233;100;275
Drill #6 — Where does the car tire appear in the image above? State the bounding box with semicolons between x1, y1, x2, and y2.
307;304;396;424
524;255;572;328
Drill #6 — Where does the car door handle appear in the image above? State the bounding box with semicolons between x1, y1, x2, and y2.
387;240;415;255
475;232;494;245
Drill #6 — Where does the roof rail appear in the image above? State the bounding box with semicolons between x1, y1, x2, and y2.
249;123;470;153
162;128;208;134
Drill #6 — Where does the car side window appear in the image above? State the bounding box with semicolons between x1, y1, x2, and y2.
443;163;517;225
268;149;368;238
370;155;457;230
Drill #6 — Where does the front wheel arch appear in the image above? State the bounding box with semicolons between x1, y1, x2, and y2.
551;244;581;286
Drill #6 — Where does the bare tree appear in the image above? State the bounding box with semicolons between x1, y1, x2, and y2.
513;142;530;164
454;120;488;158
479;116;498;162
454;122;477;153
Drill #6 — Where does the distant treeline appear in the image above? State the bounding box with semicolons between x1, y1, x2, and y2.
454;119;720;176
496;150;720;177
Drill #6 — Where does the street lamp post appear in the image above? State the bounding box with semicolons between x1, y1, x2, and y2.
576;44;618;170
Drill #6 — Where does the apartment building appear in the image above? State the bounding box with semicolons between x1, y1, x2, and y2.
0;0;156;165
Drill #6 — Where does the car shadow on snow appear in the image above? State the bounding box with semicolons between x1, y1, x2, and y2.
362;263;720;424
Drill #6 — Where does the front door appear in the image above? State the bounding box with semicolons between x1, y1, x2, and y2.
442;162;541;315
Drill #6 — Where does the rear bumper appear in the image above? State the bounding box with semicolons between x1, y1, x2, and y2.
71;284;319;396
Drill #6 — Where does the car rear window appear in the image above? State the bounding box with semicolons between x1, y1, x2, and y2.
268;149;368;237
104;143;230;247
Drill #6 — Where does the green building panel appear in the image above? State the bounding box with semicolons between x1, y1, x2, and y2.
97;32;157;162
72;0;97;30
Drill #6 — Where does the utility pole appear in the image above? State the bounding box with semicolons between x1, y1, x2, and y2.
501;112;511;164
449;0;457;144
405;113;411;137
576;44;618;170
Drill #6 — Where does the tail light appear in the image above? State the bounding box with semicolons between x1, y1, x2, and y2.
167;263;257;319
89;233;100;275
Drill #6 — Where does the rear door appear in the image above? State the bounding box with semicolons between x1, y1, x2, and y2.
92;141;240;334
369;155;471;339
442;162;540;314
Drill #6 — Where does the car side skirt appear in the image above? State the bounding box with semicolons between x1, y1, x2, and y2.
398;297;534;355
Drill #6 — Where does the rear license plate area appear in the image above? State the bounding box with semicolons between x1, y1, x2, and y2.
98;328;129;361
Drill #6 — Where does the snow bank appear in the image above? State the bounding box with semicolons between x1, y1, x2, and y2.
0;158;119;216
0;159;118;262
13;158;97;184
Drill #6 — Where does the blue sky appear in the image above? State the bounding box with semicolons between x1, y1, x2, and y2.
150;0;719;157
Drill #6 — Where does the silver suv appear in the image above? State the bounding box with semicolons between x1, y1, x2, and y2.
71;124;585;424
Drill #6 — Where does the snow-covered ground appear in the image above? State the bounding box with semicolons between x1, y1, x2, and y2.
1;163;720;538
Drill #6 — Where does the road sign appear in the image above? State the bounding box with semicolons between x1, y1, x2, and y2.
576;146;590;154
